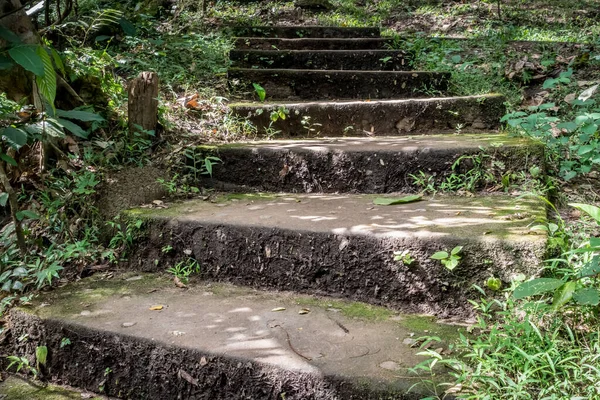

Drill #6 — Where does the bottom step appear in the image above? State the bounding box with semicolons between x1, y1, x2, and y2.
7;275;461;399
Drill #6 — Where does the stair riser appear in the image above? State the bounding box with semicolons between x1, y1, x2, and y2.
128;218;545;317
201;142;543;193
231;26;381;38
229;69;450;100
234;37;393;50
8;312;410;400
232;95;505;136
230;50;411;71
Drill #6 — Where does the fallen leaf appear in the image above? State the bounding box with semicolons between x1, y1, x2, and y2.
178;369;199;386
149;305;164;311
174;276;187;288
298;308;310;315
271;307;286;312
373;195;423;206
564;93;576;103
579;84;599;102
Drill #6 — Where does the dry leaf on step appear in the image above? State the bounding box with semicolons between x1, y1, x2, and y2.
149;305;164;311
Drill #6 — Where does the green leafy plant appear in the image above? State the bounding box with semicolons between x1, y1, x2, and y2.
60;338;71;348
513;202;600;310
431;246;463;271
253;83;266;101
502;70;600;181
6;355;38;377
393;250;415;266
166;258;200;284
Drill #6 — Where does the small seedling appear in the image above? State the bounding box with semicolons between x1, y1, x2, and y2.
486;276;502;291
252;83;266;101
60;337;71;348
393;250;415;266
431;246;463;271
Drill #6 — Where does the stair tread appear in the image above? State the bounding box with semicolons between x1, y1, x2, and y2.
16;275;457;396
231;25;381;38
230;93;502;106
139;192;545;244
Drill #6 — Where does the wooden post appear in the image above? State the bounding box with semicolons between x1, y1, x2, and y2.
128;71;159;137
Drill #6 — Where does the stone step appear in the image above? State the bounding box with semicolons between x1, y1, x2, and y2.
125;193;546;316
228;69;450;100
231;25;381;38
231;94;505;137
9;275;461;399
234;37;393;50
198;134;543;193
229;49;411;71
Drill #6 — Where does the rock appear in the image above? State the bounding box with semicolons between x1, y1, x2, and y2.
294;0;333;11
379;361;401;371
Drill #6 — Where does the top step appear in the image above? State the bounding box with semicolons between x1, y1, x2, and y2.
234;37;392;51
232;26;381;39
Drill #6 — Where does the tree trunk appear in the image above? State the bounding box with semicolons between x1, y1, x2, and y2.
0;159;26;253
127;71;159;137
0;0;40;103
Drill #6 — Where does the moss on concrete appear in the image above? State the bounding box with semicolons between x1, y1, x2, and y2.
22;273;172;319
0;376;102;400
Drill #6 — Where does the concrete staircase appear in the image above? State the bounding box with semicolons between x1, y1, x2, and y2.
6;26;547;399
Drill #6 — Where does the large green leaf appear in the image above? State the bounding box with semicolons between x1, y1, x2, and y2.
580;256;600;278
56;109;104;122
373;195;423;205
573;287;600;306
35;46;56;109
0;153;17;166
1;127;28;148
570;203;600;224
50;48;66;76
55;118;89;138
119;18;137;36
16;210;39;221
8;45;44;76
513;278;564;299
551;281;577;310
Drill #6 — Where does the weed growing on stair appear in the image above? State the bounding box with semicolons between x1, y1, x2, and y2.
412;201;600;399
430;246;462;271
167;259;200;284
503;71;600;181
393;250;415;266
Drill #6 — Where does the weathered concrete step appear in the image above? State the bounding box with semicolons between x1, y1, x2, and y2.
200;134;543;193
231;94;505;137
234;37;392;50
229;69;450;100
229;49;410;71
231;26;381;38
126;193;546;316
8;275;461;399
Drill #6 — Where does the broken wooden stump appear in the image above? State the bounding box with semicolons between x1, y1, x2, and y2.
128;71;159;137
